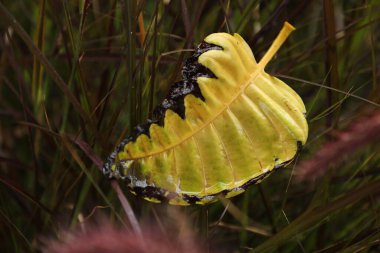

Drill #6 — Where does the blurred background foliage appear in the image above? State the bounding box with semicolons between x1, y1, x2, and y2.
0;0;379;252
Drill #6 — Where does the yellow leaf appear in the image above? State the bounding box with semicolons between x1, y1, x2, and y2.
103;22;308;205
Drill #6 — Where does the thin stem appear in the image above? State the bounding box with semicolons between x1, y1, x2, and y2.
111;180;143;237
258;22;295;69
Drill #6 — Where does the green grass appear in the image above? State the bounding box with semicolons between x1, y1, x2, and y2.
0;1;379;252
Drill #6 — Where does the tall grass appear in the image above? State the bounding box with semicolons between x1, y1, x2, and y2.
0;1;379;252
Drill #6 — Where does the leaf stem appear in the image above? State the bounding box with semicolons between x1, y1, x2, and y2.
259;22;295;69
